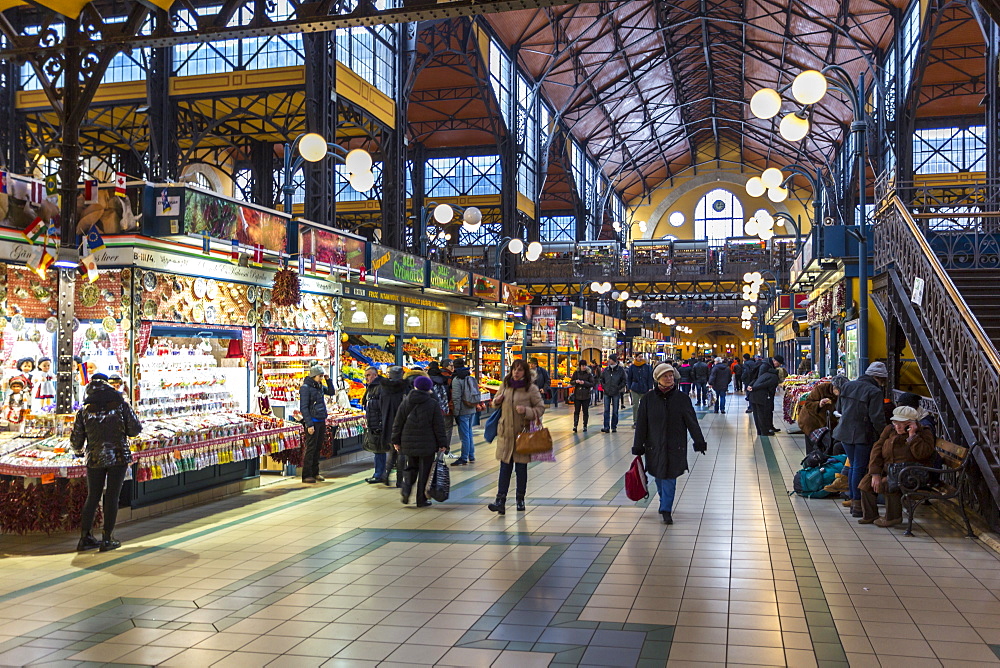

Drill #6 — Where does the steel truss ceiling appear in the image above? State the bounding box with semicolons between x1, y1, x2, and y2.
485;0;902;198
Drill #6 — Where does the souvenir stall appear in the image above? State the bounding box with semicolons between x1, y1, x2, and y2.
479;317;506;391
781;375;830;426
579;322;604;367
805;280;848;377
448;314;479;373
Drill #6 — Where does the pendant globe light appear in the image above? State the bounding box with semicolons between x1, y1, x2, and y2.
779;113;810;142
745;176;766;198
791;70;828;105
750;88;782;119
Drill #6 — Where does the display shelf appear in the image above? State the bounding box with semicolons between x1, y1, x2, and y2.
259;356;331;362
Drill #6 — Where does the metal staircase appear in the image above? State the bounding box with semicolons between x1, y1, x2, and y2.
873;197;1000;527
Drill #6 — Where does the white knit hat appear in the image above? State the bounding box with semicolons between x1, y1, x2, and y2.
653;363;677;382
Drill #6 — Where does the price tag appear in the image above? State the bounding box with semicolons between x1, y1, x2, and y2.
41;473;55;485
59;467;67;477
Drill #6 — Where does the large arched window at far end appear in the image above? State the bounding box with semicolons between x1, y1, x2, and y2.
695;188;743;243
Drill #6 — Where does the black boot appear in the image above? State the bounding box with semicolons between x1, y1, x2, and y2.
77;533;100;552
516;497;525;511
99;534;121;552
401;477;413;504
488;495;506;515
660;511;673;525
573;423;578;432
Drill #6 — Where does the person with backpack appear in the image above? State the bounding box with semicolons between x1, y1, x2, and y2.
380;366;408;486
747;357;780;436
427;360;454;447
362;367;392;484
632;364;707;525
392;375;449;507
451;358;480;466
71;374;142;552
692;357;710;406
832;361;889;517
570;359;595;432
707;358;732;414
599;354;628;433
626;353;654;426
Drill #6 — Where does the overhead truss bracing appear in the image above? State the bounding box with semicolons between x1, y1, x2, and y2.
484;0;902;198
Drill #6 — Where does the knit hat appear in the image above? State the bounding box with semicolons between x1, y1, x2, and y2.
865;361;888;378
890;406;920;422
830;374;849;392
653;363;676;382
773;355;785;365
414;375;433;392
609;354;619;362
91;373;109;383
388;365;404;381
309;365;326;378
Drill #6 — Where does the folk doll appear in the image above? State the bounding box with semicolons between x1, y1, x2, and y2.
32;357;56;412
4;378;27;427
12;357;35;394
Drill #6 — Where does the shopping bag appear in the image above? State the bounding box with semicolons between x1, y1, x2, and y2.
483;408;502;443
427;452;450;502
515;419;553;455
625;456;649;501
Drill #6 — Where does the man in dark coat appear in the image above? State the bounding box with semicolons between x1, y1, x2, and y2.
570;359;595;432
632;363;707;525
747;358;780;436
380;366;408;486
707;358;732;414
299;366;334;483
732;358;744;392
692;358;710;406
626;353;654;427
832;361;889;517
530;357;552;405
741;354;762;413
392;374;449;507
362;367;393;484
599;354;628;433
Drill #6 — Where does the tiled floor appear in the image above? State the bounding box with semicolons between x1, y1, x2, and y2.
2;393;1000;667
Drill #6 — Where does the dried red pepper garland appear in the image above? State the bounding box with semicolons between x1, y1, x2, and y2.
0;477;99;534
271;268;301;307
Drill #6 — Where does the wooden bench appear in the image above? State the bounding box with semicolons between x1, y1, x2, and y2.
898;439;976;537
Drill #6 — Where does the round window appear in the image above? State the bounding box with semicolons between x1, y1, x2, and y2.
668;211;685;227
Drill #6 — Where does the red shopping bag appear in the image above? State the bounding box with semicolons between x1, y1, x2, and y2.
625;456;649;501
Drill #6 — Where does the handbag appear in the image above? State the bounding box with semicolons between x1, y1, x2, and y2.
515;419;553;455
885;461;930;494
624;456;649;501
483;408;502;443
426;451;450;502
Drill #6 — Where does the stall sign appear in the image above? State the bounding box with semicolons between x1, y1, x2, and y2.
501;282;532;307
343;283;501;319
427;261;470;295
472;274;500;301
300;226;366;270
470;317;480;339
530;306;558;346
369;244;425;286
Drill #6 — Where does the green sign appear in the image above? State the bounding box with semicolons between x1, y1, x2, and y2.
427;262;470;295
369;244;425;286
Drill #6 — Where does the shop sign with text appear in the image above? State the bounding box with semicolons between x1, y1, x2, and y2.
369;244;425;286
427;262;470;295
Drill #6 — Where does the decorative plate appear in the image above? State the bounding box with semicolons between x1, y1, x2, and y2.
294;313;304;329
142;299;156;319
102;288;116;302
246;285;258;303
191;305;205;323
193;278;207;299
120;317;131;331
102;316;117;333
32;284;52;303
72;318;81;332
121;292;132;308
143;272;158;292
205;305;218;324
44;317;58;333
85;326;98;341
80;284;100;308
10;314;24;331
260;288;272;304
304;313;314;330
261;309;273;326
246;309;258;326
121;268;132;283
29;328;41;342
0;317;7;331
206;279;218;299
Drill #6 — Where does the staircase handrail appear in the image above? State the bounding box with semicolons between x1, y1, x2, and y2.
876;197;1000;450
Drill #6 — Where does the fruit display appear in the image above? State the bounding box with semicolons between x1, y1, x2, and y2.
403;342;432;363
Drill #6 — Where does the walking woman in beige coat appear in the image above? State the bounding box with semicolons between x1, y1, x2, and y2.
488;359;545;515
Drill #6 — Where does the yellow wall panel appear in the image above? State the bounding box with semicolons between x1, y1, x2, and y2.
336;64;396;129
516;192;536;218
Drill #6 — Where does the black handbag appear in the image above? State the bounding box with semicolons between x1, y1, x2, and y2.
885;461;930;494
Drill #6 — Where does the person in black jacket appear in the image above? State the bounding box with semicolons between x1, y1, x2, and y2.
71;374;142;552
747;358;781;435
570;359;595;432
427;360;454;447
362;368;392;484
299;366;334;483
677;359;693;395
632;364;707;525
392;375;448;507
741;354;761;413
707;358;732;414
692;358;710;406
529;357;552;406
599;354;628;433
380;366;408;486
732;358;744;392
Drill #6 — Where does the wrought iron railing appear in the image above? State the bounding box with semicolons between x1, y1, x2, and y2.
874;197;1000;519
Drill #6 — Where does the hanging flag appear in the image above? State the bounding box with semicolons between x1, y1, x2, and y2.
86;225;106;252
359;265;367;284
78;360;90;386
45;174;58;197
27;246;54;277
114;172;126;197
84;179;99;205
309;254;316;272
29;180;44;204
23;217;45;244
0;171;7;194
202;233;211;256
252;244;263;266
160;188;172;213
231;239;240;264
80;253;99;283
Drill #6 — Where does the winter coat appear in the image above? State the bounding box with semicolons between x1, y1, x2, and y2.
867;424;936;476
600;364;628;397
731;361;743;378
776;366;789;382
532;366;551;392
707;364;732;392
492;380;545;464
677;363;693;384
796;382;838;436
299;376;333;423
362;378;392;454
632;386;707;480
626;361;654;393
570;368;595;402
391;390;448;457
693;361;709;383
404;368;428;393
70;382;142;469
741;359;761;386
832;375;887;445
379;377;408;449
451;367;480;416
748;365;779;405
428;369;453;416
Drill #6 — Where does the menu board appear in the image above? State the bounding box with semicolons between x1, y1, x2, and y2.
472;274;501;301
427;261;470;295
531;306;558;346
369;244;425;286
300;226;366;270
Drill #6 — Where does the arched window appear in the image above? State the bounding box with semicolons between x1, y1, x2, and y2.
694;188;743;242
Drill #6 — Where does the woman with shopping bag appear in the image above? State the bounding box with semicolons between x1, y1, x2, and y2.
391;375;449;507
487;358;546;515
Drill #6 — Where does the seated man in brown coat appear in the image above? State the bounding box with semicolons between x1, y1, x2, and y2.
858;406;936;527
